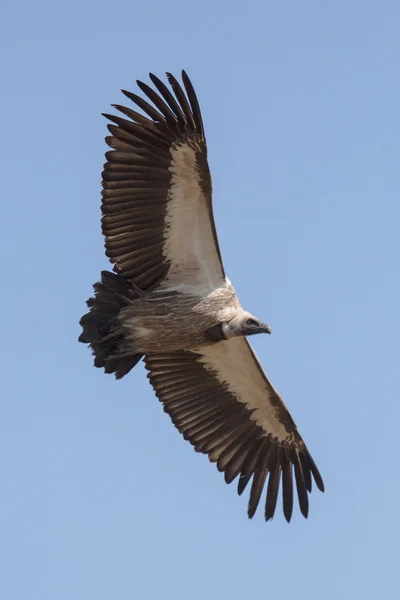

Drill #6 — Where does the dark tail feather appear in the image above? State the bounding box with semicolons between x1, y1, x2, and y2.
79;270;143;379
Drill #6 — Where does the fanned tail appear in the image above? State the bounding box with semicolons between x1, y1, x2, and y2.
79;271;143;379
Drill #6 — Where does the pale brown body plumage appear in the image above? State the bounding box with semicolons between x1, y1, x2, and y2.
122;286;239;353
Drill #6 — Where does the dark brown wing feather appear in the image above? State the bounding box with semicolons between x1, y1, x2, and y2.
101;70;224;290
144;349;324;522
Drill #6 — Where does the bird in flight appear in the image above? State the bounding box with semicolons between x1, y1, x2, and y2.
79;70;324;522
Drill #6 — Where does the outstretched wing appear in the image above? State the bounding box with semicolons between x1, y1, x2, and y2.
102;71;225;293
145;338;324;522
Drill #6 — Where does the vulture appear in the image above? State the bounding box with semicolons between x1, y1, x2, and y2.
79;70;324;522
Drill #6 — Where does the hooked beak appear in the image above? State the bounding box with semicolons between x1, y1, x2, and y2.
262;323;272;335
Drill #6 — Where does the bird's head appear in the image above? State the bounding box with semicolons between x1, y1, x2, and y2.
221;311;272;339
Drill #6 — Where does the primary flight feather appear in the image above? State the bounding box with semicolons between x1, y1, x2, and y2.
79;70;324;522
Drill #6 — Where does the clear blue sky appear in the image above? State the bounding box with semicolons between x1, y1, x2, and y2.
1;1;399;598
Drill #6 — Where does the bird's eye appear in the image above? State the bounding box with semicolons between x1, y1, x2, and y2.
246;318;258;327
